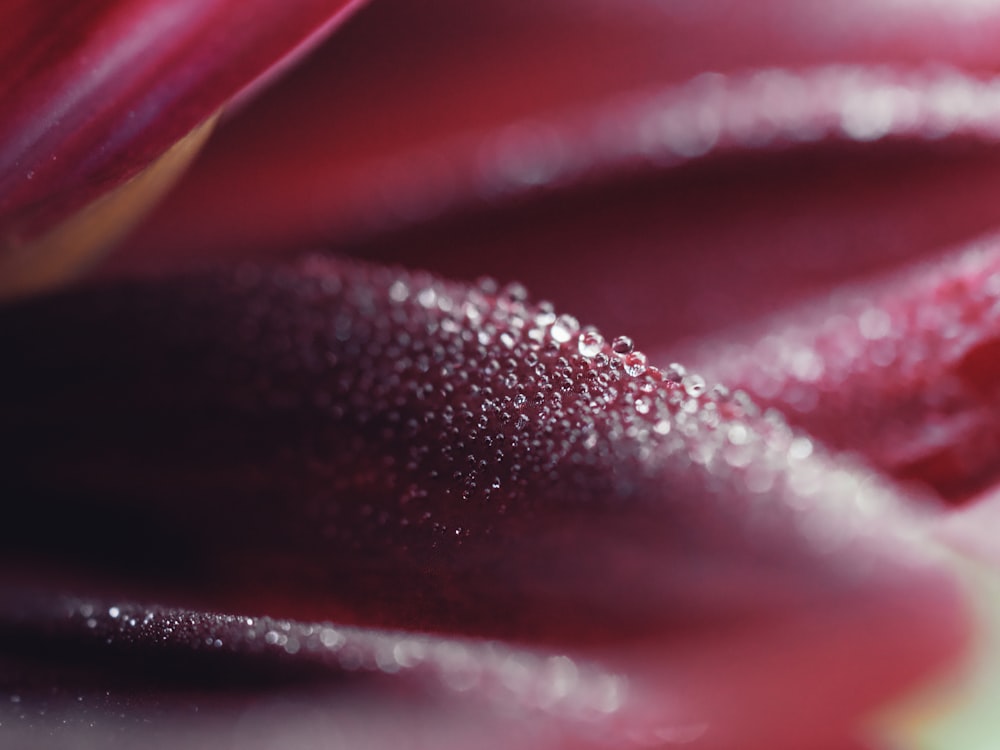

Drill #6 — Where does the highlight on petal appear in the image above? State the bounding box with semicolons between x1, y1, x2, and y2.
0;0;367;294
110;0;1000;277
0;588;963;750
0;258;969;748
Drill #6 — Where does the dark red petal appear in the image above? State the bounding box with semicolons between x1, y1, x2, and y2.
0;259;966;734
0;0;365;246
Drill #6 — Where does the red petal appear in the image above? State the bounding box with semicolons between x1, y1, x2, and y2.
0;0;366;245
0;258;955;635
110;0;1000;280
0;258;968;749
684;234;1000;504
0;590;959;749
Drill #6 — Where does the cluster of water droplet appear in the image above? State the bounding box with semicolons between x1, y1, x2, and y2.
469;65;1000;215
236;258;757;509
0;256;915;652
216;256;902;572
691;237;1000;501
7;594;630;726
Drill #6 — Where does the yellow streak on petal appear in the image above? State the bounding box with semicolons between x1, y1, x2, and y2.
0;114;217;301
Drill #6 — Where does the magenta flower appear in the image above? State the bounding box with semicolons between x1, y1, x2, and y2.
4;1;1000;748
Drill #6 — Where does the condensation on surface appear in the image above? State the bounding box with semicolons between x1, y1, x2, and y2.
689;234;1000;503
0;256;933;641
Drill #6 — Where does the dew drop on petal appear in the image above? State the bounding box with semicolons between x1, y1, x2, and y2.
551;314;580;343
624;351;647;377
388;280;410;303
534;301;557;328
727;423;749;445
789;436;814;460
664;363;686;385
578;329;605;358
611;335;634;355
501;281;529;302
683;373;706;397
417;287;437;309
476;276;499;295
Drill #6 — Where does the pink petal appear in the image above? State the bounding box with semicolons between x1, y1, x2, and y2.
111;0;1000;281
684;234;1000;504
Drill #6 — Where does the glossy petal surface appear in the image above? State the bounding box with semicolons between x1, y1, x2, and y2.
9;0;1000;747
0;259;968;749
0;0;364;246
114;0;1000;277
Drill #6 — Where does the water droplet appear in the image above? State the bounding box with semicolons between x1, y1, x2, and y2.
477;277;499;295
551;314;580;343
319;627;345;649
789;436;814;460
611;336;633;355
634;397;651;414
417;287;437;308
534;302;557;327
711;384;731;400
727;423;749;445
653;419;671;435
664;363;686;384
501;281;529;302
624;351;647;377
683;373;706;397
578;329;605;358
859;307;891;340
388;280;410;303
463;301;483;322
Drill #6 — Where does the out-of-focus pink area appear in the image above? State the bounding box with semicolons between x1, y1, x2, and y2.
109;0;1000;351
0;558;967;750
680;233;1000;504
